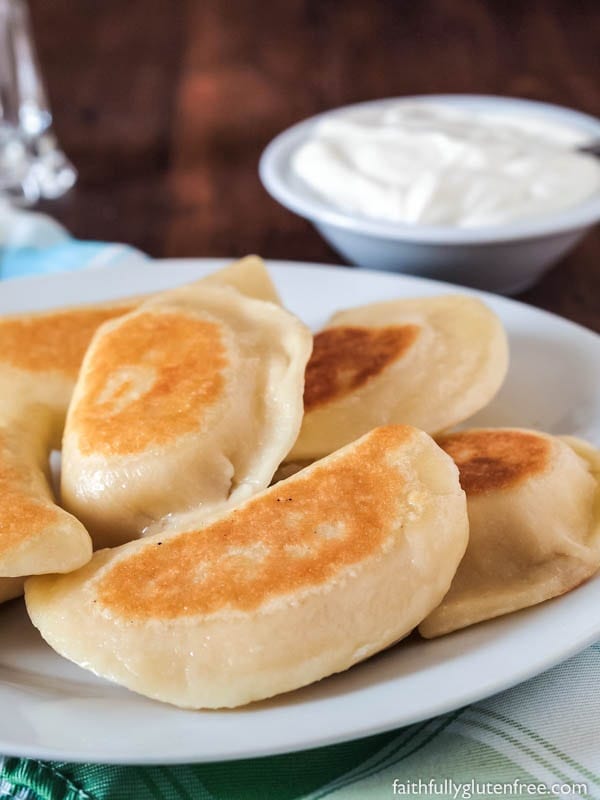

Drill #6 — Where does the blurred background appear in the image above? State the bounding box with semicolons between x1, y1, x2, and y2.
28;0;599;327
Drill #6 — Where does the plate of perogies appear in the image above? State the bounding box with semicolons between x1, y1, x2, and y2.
0;257;599;763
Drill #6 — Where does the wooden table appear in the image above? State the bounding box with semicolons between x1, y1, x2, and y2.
30;0;599;330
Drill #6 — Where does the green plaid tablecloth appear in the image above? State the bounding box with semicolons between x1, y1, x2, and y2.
2;642;599;800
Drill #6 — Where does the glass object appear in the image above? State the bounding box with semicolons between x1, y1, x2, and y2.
0;0;76;205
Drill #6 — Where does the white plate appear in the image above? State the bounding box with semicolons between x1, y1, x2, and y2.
1;259;599;765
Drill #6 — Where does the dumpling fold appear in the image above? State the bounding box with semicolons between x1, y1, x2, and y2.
0;300;132;599
61;282;312;547
290;294;508;460
26;425;468;709
419;428;600;637
0;410;91;579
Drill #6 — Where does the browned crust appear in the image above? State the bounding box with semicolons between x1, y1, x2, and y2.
96;426;413;618
438;429;551;495
71;310;227;456
0;431;57;556
304;325;420;411
0;305;135;378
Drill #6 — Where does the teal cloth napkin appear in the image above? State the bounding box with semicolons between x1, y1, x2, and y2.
0;202;146;278
0;206;598;799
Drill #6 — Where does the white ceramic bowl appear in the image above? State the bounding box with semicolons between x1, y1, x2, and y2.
259;95;600;294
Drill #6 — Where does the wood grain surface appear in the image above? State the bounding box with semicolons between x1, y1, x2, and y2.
29;0;599;329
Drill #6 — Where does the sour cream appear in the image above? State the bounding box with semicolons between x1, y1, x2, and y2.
291;102;600;228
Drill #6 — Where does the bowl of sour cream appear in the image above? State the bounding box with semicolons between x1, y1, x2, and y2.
259;95;600;294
